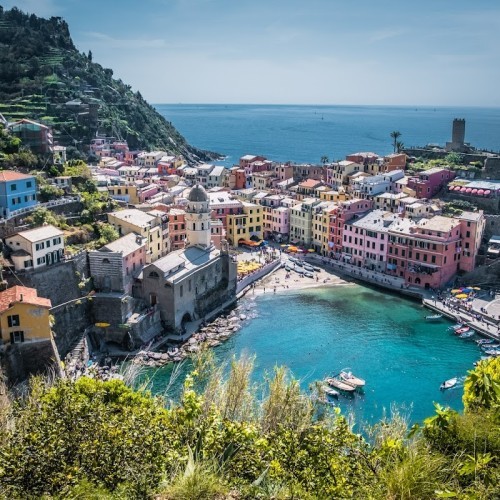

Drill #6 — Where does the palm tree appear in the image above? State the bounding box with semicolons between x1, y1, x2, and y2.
396;140;404;153
390;131;401;153
320;155;329;165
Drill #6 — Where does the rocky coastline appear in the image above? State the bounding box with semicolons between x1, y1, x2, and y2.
133;307;249;368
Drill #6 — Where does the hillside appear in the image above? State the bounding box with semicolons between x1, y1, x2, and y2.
0;6;217;163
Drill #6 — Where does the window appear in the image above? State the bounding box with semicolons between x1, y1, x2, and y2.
27;181;32;188
10;331;24;344
46;240;51;248
10;183;17;191
8;314;20;327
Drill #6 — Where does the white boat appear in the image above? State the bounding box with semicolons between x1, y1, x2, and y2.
426;314;443;320
440;377;457;390
303;271;314;278
339;370;366;388
476;339;495;345
303;264;314;272
325;377;356;392
458;330;475;339
322;386;340;398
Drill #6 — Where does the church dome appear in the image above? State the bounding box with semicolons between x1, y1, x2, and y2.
188;184;208;202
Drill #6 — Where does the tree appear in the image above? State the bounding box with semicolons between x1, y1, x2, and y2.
320;155;329;165
390;131;401;153
396;140;404;153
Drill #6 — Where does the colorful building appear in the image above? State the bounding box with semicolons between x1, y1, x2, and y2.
6;225;64;271
407;167;455;199
226;202;263;246
457;211;485;273
0;170;37;218
0;286;52;346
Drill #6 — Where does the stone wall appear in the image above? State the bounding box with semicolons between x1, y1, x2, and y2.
0;339;60;384
484;214;500;241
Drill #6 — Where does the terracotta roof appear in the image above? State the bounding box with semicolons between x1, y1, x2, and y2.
299;179;322;188
0;170;34;182
0;286;51;313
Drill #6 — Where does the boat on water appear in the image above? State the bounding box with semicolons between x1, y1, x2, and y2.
476;338;495;345
325;377;356;392
458;330;475;339
426;314;443;320
339;370;366;388
322;386;340;398
440;377;458;390
448;323;464;331
455;326;470;335
483;348;500;357
481;343;499;350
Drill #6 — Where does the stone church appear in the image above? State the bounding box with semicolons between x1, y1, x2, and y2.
140;184;237;333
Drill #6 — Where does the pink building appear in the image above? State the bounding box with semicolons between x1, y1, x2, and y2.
208;191;243;231
387;216;462;288
407;167;455;199
328;198;373;257
260;195;290;241
342;210;398;271
89;233;147;294
168;209;186;250
457;211;485;273
210;218;224;249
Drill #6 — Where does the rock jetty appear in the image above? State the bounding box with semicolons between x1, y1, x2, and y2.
133;308;247;367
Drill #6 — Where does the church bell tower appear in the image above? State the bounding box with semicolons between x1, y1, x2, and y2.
184;184;212;249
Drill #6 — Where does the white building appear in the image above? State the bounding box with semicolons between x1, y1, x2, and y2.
6;224;64;271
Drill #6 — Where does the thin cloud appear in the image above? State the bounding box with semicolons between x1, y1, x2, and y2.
369;28;407;43
84;32;166;49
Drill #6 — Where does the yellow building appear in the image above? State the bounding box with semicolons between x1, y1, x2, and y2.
312;202;336;254
319;189;349;202
107;208;169;263
0;286;52;346
226;202;263;246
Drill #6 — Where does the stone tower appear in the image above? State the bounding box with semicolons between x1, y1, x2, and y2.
185;184;212;249
446;118;467;152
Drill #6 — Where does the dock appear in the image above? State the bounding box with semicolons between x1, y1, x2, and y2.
423;298;500;342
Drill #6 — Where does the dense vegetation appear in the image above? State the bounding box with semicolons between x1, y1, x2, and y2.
0;353;498;499
0;6;216;163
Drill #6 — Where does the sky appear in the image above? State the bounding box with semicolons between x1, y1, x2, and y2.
2;0;500;106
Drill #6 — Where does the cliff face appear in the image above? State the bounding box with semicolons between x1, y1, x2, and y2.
0;6;217;163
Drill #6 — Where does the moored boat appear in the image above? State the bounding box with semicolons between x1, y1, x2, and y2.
440;377;458;390
303;264;314;272
322;386;340;398
425;314;443;320
458;330;475;339
455;326;470;335
325;377;356;392
339;370;366;387
476;338;495;345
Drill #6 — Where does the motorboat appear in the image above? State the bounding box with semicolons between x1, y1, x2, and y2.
339;370;366;388
322;386;340;398
455;326;470;335
483;349;500;357
476;339;495;345
440;377;458;390
481;343;499;350
325;377;356;392
458;330;475;339
448;323;464;331
425;314;443;320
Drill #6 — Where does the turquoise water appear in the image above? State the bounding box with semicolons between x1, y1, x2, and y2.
155;104;500;166
145;284;481;426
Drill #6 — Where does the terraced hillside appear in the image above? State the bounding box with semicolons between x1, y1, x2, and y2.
0;7;217;163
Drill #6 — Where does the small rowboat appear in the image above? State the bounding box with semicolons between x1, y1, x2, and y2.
476;339;495;345
426;314;443;321
322;386;340;398
455;326;470;335
440;377;457;390
458;330;475;339
448;323;464;331
325;377;356;392
339;370;366;388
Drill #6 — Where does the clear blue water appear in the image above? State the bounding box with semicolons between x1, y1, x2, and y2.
155;104;500;166
145;284;481;426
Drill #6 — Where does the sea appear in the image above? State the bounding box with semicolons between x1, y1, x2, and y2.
154;104;500;165
141;104;497;426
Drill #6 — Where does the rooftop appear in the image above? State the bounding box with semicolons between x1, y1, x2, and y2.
14;224;63;242
351;210;398;232
0;170;34;182
109;209;156;228
0;286;51;313
418;216;460;233
458;211;483;222
100;232;146;254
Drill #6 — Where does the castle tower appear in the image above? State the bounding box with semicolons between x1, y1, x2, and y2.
446;118;467;153
452;118;465;146
184;184;212;249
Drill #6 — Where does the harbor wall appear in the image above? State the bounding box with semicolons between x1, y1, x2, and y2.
236;259;282;295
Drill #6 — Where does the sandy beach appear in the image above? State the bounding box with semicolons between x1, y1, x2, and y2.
248;258;353;296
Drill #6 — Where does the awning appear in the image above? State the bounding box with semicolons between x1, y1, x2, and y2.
484;190;491;196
